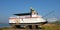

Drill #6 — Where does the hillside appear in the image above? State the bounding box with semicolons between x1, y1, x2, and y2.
39;21;60;30
40;24;60;30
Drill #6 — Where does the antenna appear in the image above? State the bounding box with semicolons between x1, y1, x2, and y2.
30;7;34;10
30;7;35;13
30;7;33;9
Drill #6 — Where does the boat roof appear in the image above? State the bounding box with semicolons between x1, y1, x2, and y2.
14;13;31;16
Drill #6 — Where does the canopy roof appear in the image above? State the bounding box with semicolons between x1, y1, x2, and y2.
14;13;31;16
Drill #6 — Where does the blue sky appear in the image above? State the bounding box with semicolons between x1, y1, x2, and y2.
0;0;60;23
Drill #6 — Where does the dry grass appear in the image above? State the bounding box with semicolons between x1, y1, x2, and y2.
40;24;60;30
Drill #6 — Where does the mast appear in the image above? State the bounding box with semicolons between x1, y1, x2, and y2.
30;7;38;17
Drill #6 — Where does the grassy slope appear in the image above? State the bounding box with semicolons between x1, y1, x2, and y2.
40;21;60;30
40;24;60;30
